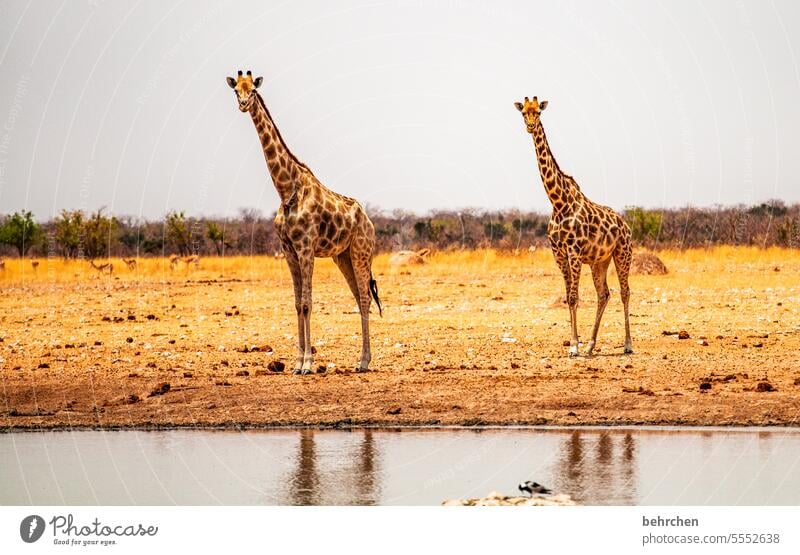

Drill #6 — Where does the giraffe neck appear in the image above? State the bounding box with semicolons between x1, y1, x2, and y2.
248;93;306;205
530;118;579;210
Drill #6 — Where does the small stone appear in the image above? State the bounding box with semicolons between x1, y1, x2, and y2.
126;337;134;343
562;340;571;347
756;382;775;392
124;394;140;404
235;370;249;377
148;382;170;396
183;372;193;378
37;362;50;369
699;382;712;390
267;360;285;373
94;340;103;346
387;406;402;415
678;330;690;340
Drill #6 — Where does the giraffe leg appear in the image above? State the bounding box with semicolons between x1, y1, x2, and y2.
333;248;368;371
283;243;306;373
614;241;634;354
349;237;375;372
553;250;573;355
585;258;611;356
333;248;360;306
566;251;582;357
297;249;315;375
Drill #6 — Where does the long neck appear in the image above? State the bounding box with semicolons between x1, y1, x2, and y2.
530;118;574;208
248;93;303;204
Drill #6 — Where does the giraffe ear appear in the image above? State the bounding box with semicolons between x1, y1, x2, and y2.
253;76;263;89
539;100;549;111
226;77;236;89
514;102;524;112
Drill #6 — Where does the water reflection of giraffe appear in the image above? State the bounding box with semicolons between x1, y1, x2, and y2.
285;430;380;505
552;431;638;505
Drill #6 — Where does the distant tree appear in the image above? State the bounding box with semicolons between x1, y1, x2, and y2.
53;209;84;258
0;210;42;257
206;221;225;256
81;209;118;259
165;211;192;256
624;207;662;244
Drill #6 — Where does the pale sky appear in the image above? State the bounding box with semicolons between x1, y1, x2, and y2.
0;0;799;219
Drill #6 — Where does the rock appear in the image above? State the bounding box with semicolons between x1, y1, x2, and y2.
183;372;193;378
756;382;775;392
124;394;140;404
148;382;170;397
678;330;690;340
126;337;134;343
442;492;576;507
389;249;430;266
267;360;285;373
630;252;668;275
699;382;712;390
387;406;402;415
235;370;249;377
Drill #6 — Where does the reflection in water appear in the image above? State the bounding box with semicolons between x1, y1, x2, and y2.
290;430;320;505
553;431;638;505
284;430;380;505
3;428;799;505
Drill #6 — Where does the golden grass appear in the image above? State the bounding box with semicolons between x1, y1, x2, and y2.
0;246;796;285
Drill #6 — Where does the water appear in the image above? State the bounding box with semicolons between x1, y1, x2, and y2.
1;428;798;505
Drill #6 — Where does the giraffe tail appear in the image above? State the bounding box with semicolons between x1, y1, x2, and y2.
369;272;383;317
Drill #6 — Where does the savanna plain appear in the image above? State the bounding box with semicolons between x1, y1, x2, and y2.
1;247;798;430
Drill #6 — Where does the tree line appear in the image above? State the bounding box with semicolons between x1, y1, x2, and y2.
0;201;798;259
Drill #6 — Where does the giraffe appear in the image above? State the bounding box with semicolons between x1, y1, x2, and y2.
514;96;632;357
227;70;382;374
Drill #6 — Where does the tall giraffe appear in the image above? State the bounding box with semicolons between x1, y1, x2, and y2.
514;96;632;357
227;70;382;374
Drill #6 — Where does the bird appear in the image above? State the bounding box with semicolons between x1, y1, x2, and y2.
518;481;552;497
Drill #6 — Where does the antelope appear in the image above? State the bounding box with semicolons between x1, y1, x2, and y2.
122;257;137;270
90;259;113;275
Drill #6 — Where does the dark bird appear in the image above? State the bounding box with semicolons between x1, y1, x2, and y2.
518;481;552;497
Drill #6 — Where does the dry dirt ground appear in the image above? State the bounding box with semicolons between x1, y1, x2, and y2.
1;248;798;430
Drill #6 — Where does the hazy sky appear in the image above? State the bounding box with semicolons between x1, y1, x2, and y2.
1;0;799;219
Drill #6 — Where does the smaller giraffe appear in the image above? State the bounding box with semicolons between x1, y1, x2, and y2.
515;96;633;356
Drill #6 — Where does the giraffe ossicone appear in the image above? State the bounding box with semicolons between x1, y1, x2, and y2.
228;70;383;374
515;96;633;357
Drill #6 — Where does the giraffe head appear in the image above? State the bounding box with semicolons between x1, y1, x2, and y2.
226;70;263;112
514;96;549;133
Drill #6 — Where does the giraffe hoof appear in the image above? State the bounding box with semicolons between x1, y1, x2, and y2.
624;346;634;355
355;367;370;373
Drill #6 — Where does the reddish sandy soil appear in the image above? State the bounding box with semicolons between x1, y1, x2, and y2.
1;248;799;430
